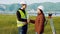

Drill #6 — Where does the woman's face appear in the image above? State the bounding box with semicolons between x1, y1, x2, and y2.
37;9;41;14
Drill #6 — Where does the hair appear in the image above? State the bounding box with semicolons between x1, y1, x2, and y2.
39;9;46;21
39;9;44;15
22;4;27;6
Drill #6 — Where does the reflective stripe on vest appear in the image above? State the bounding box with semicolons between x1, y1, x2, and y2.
17;10;27;27
17;20;25;27
19;10;27;19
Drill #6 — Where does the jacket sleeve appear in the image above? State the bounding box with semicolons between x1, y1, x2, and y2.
30;20;35;24
16;11;27;22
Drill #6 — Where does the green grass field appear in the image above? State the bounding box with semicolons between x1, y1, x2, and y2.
0;14;60;34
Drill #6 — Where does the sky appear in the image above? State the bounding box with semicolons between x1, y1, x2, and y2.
0;0;60;5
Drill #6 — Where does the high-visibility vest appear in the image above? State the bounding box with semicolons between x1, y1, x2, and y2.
17;10;27;27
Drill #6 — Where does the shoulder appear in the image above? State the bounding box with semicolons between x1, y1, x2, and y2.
17;8;21;13
17;8;21;12
17;8;21;11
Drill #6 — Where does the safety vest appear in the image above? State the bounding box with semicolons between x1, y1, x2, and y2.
17;10;27;27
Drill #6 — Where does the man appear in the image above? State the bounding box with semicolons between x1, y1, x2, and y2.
16;1;29;34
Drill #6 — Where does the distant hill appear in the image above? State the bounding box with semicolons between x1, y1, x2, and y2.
0;4;21;12
27;2;60;11
0;2;60;14
0;3;21;14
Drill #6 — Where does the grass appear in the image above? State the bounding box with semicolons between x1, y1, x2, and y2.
0;14;60;34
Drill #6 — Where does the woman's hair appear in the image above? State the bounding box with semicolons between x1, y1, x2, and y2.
39;9;44;15
39;9;46;21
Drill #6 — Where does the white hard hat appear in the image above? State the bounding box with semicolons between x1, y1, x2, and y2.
38;6;44;10
20;1;26;4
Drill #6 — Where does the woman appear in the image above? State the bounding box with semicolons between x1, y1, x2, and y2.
30;6;45;34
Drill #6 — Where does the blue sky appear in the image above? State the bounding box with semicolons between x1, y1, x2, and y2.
0;0;60;5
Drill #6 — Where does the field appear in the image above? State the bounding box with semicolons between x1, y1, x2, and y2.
0;14;60;34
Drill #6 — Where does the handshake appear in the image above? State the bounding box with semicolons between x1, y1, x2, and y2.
27;19;35;24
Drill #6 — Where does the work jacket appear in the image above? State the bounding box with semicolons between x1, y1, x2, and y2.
30;13;45;34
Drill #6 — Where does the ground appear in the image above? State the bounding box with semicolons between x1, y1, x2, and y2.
0;14;60;34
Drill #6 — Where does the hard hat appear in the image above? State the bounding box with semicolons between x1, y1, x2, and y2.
38;6;44;10
20;1;26;4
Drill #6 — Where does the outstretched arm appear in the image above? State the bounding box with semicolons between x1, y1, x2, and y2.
30;20;35;24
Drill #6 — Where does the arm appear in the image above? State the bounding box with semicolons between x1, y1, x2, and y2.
16;11;27;22
30;20;35;24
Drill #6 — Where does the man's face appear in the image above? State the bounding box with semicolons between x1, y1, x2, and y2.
22;4;27;9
